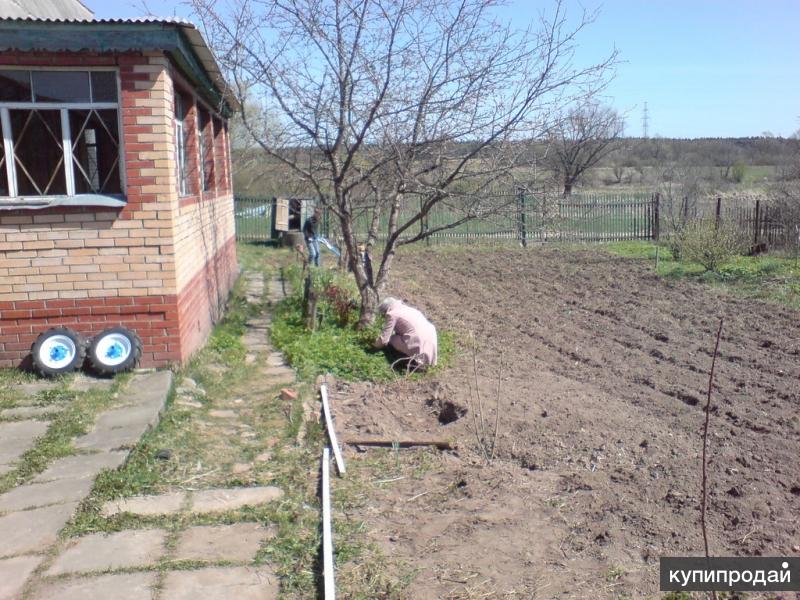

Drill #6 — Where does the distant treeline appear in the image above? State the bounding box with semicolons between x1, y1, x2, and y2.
232;136;800;197
595;137;800;169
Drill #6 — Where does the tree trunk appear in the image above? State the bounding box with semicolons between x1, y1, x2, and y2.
335;206;381;328
563;181;573;197
358;285;379;328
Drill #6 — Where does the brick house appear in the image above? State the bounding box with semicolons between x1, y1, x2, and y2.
0;4;238;368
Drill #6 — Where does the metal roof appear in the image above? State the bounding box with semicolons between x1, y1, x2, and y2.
0;0;93;20
0;14;238;113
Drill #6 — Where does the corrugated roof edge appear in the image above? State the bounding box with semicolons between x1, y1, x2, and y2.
0;16;239;112
0;16;195;25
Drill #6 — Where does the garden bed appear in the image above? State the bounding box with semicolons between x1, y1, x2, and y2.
330;245;800;598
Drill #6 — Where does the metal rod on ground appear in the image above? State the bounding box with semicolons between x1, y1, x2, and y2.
321;383;346;474
322;447;335;600
342;437;456;450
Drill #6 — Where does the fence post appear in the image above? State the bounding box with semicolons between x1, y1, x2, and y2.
517;188;528;248
653;193;660;241
715;196;722;229
323;198;330;237
753;199;761;245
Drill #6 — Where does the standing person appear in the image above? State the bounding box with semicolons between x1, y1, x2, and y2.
374;297;438;368
303;206;322;267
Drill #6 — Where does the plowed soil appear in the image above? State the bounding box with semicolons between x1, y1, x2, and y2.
331;247;800;599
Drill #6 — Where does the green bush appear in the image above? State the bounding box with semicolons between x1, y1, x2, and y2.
674;220;748;272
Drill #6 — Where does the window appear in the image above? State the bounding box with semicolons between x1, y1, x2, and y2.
0;69;122;199
198;107;214;192
174;91;190;196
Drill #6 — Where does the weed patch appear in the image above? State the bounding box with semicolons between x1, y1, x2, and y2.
272;263;456;382
604;241;800;308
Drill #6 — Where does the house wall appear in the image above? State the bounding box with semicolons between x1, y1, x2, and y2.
168;68;238;362
0;50;236;369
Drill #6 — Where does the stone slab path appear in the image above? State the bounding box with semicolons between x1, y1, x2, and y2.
0;420;48;474
0;371;172;600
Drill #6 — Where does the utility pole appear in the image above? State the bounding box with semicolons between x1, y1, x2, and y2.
642;102;649;139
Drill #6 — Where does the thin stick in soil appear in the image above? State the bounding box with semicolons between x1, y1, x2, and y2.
701;317;723;600
490;351;504;461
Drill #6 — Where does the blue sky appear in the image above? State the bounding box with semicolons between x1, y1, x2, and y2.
85;0;800;139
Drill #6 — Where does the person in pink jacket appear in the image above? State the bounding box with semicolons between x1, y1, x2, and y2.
374;297;438;368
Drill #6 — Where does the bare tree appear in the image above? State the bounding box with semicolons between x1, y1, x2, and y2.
192;0;615;325
546;103;624;196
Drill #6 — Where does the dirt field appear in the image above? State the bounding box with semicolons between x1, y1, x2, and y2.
330;247;800;599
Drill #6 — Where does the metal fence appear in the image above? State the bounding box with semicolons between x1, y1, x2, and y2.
234;196;273;242
234;192;796;249
343;192;658;245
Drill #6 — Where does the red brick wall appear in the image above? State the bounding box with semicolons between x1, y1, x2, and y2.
176;236;238;362
0;296;179;368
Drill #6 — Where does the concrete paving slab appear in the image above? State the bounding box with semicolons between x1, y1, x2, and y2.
207;409;237;419
16;382;58;398
0;555;43;600
74;372;171;452
265;353;286;367
190;486;284;513
175;399;203;409
29;572;156;600
69;375;115;393
100;491;187;517
173;522;270;563
161;566;278;600
74;422;150;452
46;529;167;575
0;478;93;512
131;371;173;403
0;420;49;465
0;502;79;558
264;365;294;377
33;452;127;483
0;405;61;419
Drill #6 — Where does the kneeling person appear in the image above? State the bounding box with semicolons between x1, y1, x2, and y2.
374;297;438;368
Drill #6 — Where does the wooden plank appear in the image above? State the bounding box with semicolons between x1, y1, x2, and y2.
322;447;335;600
342;436;456;450
321;384;346;475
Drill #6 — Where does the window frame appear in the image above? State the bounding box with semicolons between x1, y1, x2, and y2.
197;104;215;193
174;90;190;197
0;67;125;202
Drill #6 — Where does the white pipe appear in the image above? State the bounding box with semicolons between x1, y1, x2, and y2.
321;383;346;475
322;447;335;600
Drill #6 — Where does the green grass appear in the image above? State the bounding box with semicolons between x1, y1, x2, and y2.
271;263;456;383
604;240;800;308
